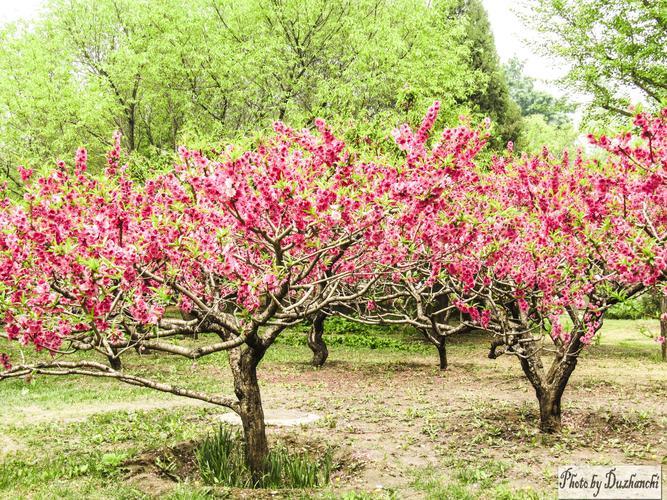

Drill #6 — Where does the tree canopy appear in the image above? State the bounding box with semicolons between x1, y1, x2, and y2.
504;57;573;126
503;57;577;151
0;0;525;184
529;0;667;121
455;0;523;147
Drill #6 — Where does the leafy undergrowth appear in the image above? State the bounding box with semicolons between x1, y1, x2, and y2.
0;407;362;499
197;425;333;488
277;318;431;352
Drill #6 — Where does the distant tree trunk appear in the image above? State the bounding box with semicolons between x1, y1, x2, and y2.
308;313;328;367
108;356;122;371
420;323;448;370
436;337;447;370
181;309;198;339
661;295;667;362
108;348;122;370
229;345;268;480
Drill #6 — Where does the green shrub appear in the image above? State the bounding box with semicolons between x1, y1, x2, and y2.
196;426;251;487
196;425;332;489
277;317;428;352
606;293;661;320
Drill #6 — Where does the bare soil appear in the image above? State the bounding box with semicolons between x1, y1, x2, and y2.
2;348;666;498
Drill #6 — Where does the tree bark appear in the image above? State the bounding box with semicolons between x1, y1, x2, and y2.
436;338;447;370
516;332;577;434
537;387;563;433
229;346;269;480
108;356;122;371
307;313;328;367
661;295;666;362
107;348;122;370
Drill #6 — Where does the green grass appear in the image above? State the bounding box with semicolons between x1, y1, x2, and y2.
277;317;432;353
197;425;332;488
410;463;549;500
583;319;663;362
0;318;664;498
0;407;217;496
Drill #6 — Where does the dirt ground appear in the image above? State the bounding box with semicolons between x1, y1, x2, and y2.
1;330;666;498
253;353;667;497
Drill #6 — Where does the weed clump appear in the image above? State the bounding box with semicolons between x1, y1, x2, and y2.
196;425;333;488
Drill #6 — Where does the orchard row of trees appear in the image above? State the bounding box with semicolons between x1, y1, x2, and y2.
0;104;664;478
0;0;525;185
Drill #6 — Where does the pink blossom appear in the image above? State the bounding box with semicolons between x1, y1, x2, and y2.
18;166;33;181
0;353;10;371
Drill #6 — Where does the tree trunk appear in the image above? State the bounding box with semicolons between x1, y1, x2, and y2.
661;295;666;362
108;356;122;370
308;313;328;367
108;348;122;370
181;310;198;339
537;388;563;433
229;347;269;480
525;339;578;434
436;339;447;370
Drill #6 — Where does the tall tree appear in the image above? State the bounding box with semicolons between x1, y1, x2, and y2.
503;57;573;126
503;57;577;152
0;0;481;184
453;0;522;146
529;0;667;121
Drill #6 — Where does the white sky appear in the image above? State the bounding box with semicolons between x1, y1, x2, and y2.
482;0;568;95
0;0;569;97
0;0;43;24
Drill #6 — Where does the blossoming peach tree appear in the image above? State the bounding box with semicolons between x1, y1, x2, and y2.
332;103;493;370
0;122;390;476
0;104;664;484
441;110;667;432
334;106;666;432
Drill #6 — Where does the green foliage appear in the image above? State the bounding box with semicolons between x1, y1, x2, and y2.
518;114;578;153
504;57;574;126
528;0;667;123
502;57;577;153
607;292;662;320
196;426;250;487
0;0;495;186
454;0;523;147
0;446;132;491
196;425;332;489
277;317;428;352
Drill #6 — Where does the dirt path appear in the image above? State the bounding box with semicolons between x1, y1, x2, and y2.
2;397;209;427
0;435;22;456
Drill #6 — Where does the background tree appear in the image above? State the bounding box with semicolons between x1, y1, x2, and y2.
453;0;522;147
528;0;667;121
0;0;502;187
503;57;578;152
504;57;573;126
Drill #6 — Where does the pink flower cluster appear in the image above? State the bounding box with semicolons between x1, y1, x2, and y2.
0;105;665;367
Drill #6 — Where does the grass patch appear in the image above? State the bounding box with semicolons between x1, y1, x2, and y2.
410;463;546;500
277;317;430;352
0;318;665;498
197;425;333;489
